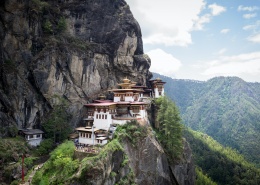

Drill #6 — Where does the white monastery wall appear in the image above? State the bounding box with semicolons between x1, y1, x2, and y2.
93;111;112;130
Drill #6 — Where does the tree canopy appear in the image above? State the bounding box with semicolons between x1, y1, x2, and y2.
153;72;260;167
43;96;72;143
155;96;183;159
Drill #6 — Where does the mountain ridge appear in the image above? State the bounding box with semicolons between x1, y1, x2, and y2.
153;72;260;167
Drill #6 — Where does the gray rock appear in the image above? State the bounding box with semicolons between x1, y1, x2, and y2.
0;0;151;134
123;133;195;185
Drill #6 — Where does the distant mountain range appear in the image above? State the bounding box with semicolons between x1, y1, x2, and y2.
152;73;260;167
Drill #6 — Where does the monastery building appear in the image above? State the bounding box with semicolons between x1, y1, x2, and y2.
76;77;166;146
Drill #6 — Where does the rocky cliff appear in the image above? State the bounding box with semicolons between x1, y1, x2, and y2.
0;1;195;184
70;125;195;185
0;0;151;136
123;132;195;185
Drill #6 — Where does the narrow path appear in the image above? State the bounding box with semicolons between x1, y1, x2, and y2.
20;163;44;185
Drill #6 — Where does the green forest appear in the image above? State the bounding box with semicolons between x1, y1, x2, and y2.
153;73;260;167
184;128;260;185
154;96;183;160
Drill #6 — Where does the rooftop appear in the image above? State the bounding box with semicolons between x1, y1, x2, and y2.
96;136;107;140
20;129;44;135
76;127;99;132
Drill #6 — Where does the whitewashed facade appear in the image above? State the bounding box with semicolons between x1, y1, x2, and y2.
76;77;166;146
20;129;44;147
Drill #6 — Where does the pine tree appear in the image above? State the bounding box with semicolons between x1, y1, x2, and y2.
156;96;183;159
43;96;72;143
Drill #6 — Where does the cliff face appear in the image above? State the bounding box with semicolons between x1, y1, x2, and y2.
123;133;195;185
171;139;195;185
0;1;195;184
72;131;195;185
123;134;177;185
0;0;151;135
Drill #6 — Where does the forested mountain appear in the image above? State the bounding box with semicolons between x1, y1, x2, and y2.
153;73;260;167
184;128;260;185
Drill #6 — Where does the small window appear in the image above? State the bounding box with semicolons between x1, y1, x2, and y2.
29;135;33;138
36;134;41;138
105;115;107;119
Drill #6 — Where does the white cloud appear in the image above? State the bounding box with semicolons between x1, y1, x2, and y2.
192;3;226;31
208;3;226;16
243;25;255;31
126;0;206;46
201;52;260;81
217;48;227;55
126;0;226;46
220;29;230;34
247;33;260;43
243;21;260;31
192;14;211;31
147;48;182;77
243;13;257;19
238;5;259;12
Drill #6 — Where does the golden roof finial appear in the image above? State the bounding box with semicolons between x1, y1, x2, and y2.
123;76;130;83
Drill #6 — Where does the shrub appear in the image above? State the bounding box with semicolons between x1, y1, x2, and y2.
57;17;67;32
34;138;54;156
114;120;147;146
43;20;53;34
32;141;79;184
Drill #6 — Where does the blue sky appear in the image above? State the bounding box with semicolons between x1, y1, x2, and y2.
125;0;260;82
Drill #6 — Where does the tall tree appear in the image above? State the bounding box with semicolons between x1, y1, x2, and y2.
156;96;183;159
43;96;72;143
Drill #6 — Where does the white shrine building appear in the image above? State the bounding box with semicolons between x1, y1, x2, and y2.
19;129;44;147
76;77;166;146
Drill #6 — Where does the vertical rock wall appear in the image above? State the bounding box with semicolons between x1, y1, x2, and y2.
0;0;152;135
123;132;195;185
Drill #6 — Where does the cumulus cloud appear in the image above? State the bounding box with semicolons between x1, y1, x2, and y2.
243;21;260;32
147;49;182;77
126;0;207;46
201;52;260;81
247;33;260;43
192;14;211;31
220;29;230;34
243;13;257;19
238;5;259;12
208;3;226;16
126;0;226;46
192;3;226;31
243;24;255;31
